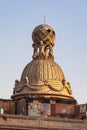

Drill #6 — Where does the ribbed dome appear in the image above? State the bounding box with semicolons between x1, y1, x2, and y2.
21;59;65;85
12;24;75;102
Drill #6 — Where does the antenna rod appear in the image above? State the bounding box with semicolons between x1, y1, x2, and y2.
44;15;46;24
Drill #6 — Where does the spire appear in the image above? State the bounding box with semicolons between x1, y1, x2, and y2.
44;15;46;24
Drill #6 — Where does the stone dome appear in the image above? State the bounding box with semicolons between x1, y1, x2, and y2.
12;24;74;101
21;59;65;86
13;58;74;100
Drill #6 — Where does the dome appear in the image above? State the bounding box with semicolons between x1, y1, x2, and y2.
12;24;74;101
13;58;74;100
21;59;65;86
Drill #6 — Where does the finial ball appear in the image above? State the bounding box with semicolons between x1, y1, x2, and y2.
32;24;55;44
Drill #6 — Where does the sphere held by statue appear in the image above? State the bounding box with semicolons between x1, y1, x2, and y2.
32;24;55;45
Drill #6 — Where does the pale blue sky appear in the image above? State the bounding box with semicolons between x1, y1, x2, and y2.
0;0;87;104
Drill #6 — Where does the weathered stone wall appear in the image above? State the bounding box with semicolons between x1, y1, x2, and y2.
0;99;15;114
0;114;87;130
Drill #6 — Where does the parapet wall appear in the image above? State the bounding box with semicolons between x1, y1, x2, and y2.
0;114;87;130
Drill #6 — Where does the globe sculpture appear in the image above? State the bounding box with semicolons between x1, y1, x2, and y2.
32;24;56;59
32;24;55;44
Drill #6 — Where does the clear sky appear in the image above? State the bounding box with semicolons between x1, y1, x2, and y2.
0;0;87;104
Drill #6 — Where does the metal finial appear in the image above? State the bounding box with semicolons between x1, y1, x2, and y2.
44;15;46;24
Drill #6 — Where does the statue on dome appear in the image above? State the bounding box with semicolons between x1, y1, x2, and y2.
39;40;45;57
32;43;38;58
32;24;55;59
49;43;54;57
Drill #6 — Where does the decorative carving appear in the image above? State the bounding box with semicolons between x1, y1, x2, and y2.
32;24;55;44
32;24;55;59
49;43;54;57
24;76;29;85
32;43;38;58
44;80;65;92
62;80;72;94
44;45;49;57
65;82;72;94
39;41;45;56
32;41;54;59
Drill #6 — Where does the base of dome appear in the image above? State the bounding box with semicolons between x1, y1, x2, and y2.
11;93;77;104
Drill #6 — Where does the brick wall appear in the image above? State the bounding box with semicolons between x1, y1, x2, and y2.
0;99;15;114
0;114;87;130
